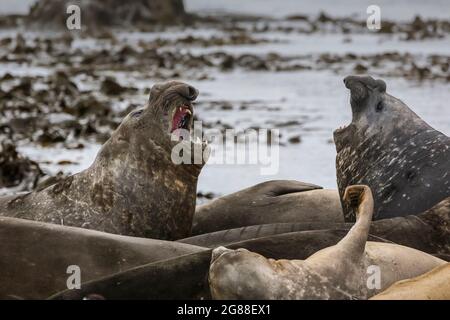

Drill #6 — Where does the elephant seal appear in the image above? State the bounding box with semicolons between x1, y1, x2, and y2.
0;81;207;240
192;180;343;235
0;216;205;299
51;195;449;300
371;263;450;300
334;75;450;221
208;185;445;300
181;197;450;259
51;230;392;300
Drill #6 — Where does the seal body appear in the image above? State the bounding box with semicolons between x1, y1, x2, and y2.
50;230;392;300
371;263;450;300
0;81;207;240
334;76;450;221
208;186;446;300
193;180;343;235
0;216;205;299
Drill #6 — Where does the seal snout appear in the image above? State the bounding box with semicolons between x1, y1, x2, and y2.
173;83;199;101
343;75;387;94
148;81;200;138
211;246;233;262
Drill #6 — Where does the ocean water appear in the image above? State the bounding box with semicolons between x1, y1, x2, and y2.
2;0;450;196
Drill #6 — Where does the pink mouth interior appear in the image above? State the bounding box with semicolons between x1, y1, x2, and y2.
171;106;191;134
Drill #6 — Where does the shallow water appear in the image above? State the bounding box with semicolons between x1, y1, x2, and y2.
2;1;450;197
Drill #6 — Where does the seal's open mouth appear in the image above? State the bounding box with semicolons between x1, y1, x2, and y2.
170;105;193;138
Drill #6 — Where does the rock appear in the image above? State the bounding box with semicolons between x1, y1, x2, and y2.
197;191;216;200
35;127;67;146
0;140;43;191
100;77;129;96
353;63;368;73
100;77;137;96
27;0;188;31
288;136;302;144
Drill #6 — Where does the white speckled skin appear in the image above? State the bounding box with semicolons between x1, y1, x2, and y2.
334;76;450;221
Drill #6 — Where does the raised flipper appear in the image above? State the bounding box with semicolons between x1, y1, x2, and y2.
337;185;374;261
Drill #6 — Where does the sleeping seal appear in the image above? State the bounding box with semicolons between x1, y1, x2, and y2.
334;75;450;221
192;180;343;235
208;185;445;300
371;263;450;300
0;81;207;240
0;216;205;299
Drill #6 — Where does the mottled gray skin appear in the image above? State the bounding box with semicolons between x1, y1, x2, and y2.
0;216;205;300
209;186;445;300
192;180;343;235
334;75;450;221
0;81;206;240
181;197;450;259
50;230;391;300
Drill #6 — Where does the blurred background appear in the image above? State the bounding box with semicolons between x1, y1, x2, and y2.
0;0;449;200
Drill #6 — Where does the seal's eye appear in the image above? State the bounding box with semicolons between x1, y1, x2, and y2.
375;102;384;112
131;110;143;118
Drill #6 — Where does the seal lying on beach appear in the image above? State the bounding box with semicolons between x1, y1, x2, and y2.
334;75;450;221
371;263;450;300
0;81;207;240
192;180;343;235
50;193;449;300
208;185;445;300
50;229;392;300
0;216;205;299
182;196;450;259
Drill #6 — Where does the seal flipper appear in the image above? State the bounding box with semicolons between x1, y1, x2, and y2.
334;185;374;262
255;180;322;197
192;180;335;235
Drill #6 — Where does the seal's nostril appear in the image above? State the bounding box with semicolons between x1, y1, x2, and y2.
187;85;198;100
211;246;231;262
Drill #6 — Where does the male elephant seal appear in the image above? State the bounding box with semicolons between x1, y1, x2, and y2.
334;75;450;221
0;81;207;240
208;185;445;300
192;180;343;235
371;263;450;300
0;216;205;299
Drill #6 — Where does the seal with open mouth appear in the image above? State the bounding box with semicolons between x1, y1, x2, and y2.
0;81;208;240
334;75;450;221
208;185;446;300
